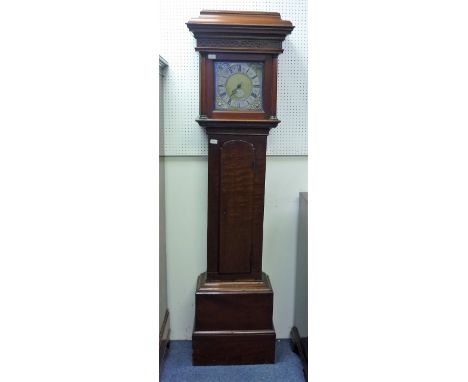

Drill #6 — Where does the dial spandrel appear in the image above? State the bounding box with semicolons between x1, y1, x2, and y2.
214;61;263;111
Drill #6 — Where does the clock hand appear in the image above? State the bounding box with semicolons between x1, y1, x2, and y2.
230;83;242;97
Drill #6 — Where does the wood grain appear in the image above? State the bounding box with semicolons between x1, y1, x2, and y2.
219;140;255;274
206;133;267;281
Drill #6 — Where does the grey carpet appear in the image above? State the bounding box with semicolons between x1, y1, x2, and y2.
160;339;305;382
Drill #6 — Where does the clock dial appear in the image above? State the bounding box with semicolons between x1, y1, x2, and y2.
214;61;263;111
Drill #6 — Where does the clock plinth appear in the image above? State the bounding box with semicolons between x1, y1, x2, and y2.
192;272;275;365
187;10;293;366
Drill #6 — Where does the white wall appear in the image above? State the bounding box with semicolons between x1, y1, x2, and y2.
165;156;307;339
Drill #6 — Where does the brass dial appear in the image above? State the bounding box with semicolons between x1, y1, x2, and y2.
214;61;263;111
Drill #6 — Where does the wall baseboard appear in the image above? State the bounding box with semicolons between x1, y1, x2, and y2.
159;310;170;366
290;326;307;380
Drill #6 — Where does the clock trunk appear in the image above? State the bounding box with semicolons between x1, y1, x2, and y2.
206;132;267;281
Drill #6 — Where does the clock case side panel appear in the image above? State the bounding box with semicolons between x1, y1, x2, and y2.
206;132;268;281
200;52;277;121
199;54;206;117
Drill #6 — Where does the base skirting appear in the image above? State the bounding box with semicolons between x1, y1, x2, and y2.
193;329;275;365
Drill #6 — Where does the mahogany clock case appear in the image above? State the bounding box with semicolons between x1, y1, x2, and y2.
187;10;294;366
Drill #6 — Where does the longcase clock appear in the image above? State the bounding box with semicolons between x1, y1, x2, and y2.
187;10;294;366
